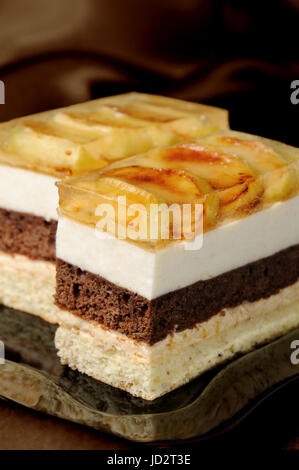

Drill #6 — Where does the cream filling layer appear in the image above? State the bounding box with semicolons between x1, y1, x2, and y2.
0;164;58;221
55;280;299;400
56;195;299;299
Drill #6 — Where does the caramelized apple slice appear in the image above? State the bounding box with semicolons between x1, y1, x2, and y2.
137;144;256;190
200;135;297;202
108;92;228;127
203;192;220;229
262;166;297;202
54;107;150;134
5;121;105;175
104;165;208;204
202;135;286;172
165;117;218;139
108;96;228;132
219;178;263;216
106;102;192;123
103;165;219;232
134;143;263;218
5;118;179;173
59;164;219;241
77;174;158;206
84;127;179;162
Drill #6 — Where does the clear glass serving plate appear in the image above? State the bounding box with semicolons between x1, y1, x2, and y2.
0;305;298;443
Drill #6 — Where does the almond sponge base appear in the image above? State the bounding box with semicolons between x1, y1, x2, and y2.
0;251;60;324
55;281;299;400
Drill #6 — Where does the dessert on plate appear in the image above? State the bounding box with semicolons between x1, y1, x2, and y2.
0;92;228;323
55;130;299;400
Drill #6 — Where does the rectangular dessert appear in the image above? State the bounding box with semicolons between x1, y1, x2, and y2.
55;130;299;400
0;93;228;323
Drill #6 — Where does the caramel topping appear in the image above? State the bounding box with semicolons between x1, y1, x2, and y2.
0;92;228;177
57;130;299;248
104;166;205;203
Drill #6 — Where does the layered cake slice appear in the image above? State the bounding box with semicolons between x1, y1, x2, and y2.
0;92;228;323
55;130;299;400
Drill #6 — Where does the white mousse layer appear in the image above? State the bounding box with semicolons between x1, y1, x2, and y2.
56;195;299;300
0;164;58;220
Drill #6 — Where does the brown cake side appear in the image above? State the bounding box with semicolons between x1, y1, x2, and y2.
55;244;299;345
0;208;57;262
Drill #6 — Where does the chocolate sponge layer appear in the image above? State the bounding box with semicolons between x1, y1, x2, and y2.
0;208;57;262
55;244;299;345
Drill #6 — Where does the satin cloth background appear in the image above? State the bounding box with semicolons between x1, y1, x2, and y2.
0;0;299;144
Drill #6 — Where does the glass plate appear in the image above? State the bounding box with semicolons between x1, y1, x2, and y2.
0;305;298;442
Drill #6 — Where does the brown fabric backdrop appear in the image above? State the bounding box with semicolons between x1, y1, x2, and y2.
0;0;299;144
